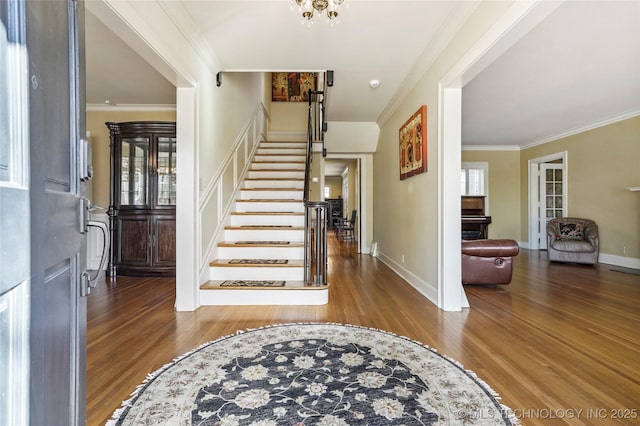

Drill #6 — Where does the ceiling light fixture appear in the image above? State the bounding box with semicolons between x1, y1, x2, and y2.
369;80;381;89
291;0;346;27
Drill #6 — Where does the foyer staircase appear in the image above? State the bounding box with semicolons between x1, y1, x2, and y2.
199;139;329;305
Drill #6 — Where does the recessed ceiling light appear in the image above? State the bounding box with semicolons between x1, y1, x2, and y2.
369;80;381;89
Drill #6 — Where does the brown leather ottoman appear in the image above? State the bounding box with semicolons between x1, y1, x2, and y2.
462;239;519;285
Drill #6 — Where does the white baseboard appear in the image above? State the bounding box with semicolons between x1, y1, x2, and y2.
598;253;640;269
523;246;640;269
376;250;438;306
516;240;529;249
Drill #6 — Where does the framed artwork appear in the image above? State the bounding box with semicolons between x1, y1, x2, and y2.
271;72;317;102
399;105;427;180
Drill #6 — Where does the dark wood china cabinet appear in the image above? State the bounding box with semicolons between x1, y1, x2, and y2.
106;121;176;276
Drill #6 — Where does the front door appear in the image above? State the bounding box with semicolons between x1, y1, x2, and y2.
1;1;88;425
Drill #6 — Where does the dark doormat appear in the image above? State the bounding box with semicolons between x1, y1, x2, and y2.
235;241;290;245
228;259;288;264
220;280;286;287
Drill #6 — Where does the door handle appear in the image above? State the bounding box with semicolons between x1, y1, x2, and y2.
86;220;109;291
79;138;93;181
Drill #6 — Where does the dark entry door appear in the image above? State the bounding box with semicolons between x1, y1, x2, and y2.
27;0;88;423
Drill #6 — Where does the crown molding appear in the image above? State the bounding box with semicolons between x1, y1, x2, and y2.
157;0;221;72
521;109;640;150
86;103;176;112
377;1;480;127
463;109;640;151
462;145;520;151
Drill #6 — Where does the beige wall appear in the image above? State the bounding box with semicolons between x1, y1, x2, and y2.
200;72;266;193
308;152;323;201
325;176;342;199
520;116;640;259
86;109;177;208
461;150;521;239
270;102;307;132
460;116;640;261
373;1;515;298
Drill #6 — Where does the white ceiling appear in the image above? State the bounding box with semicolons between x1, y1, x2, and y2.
86;0;640;148
462;0;640;148
324;159;349;177
85;10;176;106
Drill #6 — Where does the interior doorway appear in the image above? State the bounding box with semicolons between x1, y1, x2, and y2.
528;151;568;249
324;158;361;253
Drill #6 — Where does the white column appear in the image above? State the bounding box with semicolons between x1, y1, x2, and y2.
175;86;199;311
438;86;466;311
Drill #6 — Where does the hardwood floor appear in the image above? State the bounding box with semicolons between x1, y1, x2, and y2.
87;236;640;425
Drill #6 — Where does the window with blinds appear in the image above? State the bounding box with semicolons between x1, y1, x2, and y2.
461;162;488;196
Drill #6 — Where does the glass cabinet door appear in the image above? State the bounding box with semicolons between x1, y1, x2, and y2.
120;137;149;206
156;136;177;205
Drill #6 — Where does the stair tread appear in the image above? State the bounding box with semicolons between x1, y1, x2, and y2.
256;152;305;157
252;160;306;163
249;169;304;172
230;212;304;216
218;241;304;247
258;147;306;150
225;225;304;230
237;199;302;202
241;187;303;191
201;280;328;290
245;177;304;181
201;281;328;290
210;259;304;267
260;141;307;144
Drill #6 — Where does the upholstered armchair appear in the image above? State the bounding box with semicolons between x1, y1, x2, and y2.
546;217;599;264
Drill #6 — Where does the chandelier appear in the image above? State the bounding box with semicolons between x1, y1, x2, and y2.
291;0;346;26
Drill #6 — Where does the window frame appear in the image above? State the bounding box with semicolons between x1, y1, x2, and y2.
461;161;489;212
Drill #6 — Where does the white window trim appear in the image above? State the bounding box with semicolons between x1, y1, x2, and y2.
461;161;488;192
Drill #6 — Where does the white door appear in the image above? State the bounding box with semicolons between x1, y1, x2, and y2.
538;163;566;249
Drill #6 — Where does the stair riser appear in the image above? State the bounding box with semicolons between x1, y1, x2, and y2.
254;155;306;162
200;288;328;306
259;142;306;148
256;148;306;155
217;246;304;259
240;190;302;200
209;266;304;281
235;201;304;213
244;180;304;189
251;163;305;170
230;215;304;227
247;170;304;179
225;229;304;241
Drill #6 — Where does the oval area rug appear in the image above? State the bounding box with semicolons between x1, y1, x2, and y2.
108;323;518;425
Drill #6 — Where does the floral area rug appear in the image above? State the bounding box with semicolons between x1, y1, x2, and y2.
108;323;518;425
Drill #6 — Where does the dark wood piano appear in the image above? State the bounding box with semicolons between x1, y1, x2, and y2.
462;196;491;240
